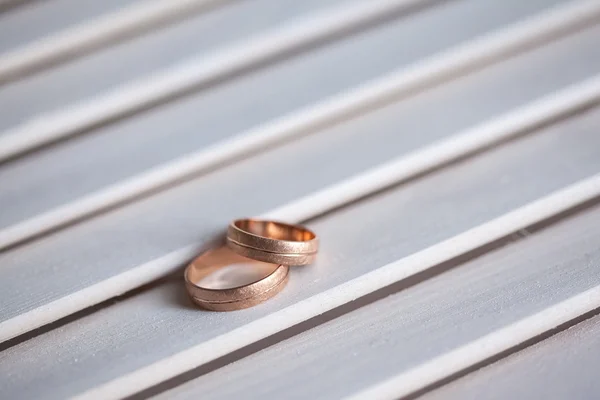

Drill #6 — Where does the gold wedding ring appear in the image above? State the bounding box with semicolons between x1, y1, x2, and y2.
226;219;318;265
184;247;289;311
185;219;317;311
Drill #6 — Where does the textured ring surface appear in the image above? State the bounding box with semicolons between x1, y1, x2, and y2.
226;219;318;265
184;247;289;311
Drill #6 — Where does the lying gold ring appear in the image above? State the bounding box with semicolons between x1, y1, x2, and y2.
184;247;289;311
226;218;318;265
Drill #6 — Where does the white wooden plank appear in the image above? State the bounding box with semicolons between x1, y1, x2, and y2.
350;291;600;400
0;0;141;55
2;113;600;399
153;205;600;400
0;0;230;83
1;45;599;341
1;5;598;250
0;0;427;156
421;315;600;400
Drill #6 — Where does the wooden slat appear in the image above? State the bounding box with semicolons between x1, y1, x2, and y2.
0;2;598;249
0;0;518;244
0;0;230;83
351;290;600;400
1;1;598;399
421;315;600;400
0;0;433;158
0;0;141;56
2;26;600;341
154;204;600;400
1;111;600;399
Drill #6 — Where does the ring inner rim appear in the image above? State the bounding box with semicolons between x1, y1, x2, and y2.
233;219;315;242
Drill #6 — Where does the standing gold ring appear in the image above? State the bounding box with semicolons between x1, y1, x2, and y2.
184;247;289;311
226;219;318;265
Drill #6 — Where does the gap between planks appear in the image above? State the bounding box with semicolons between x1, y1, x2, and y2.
347;285;600;400
0;0;232;83
72;172;600;400
1;74;599;344
1;0;599;251
0;0;440;162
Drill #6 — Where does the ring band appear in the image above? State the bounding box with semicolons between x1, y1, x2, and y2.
226;219;318;265
184;247;289;311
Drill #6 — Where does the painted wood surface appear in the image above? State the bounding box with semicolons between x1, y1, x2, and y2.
155;198;600;400
422;314;600;400
2;108;600;398
0;0;142;56
2;7;599;341
1;0;585;243
1;0;599;399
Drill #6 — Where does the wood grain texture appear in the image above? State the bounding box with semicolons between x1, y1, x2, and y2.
2;110;600;399
422;315;600;400
154;204;600;400
2;20;600;340
1;0;596;250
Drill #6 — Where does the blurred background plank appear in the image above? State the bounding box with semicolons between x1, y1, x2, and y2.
2;0;545;248
0;0;233;83
0;0;142;56
0;0;430;156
